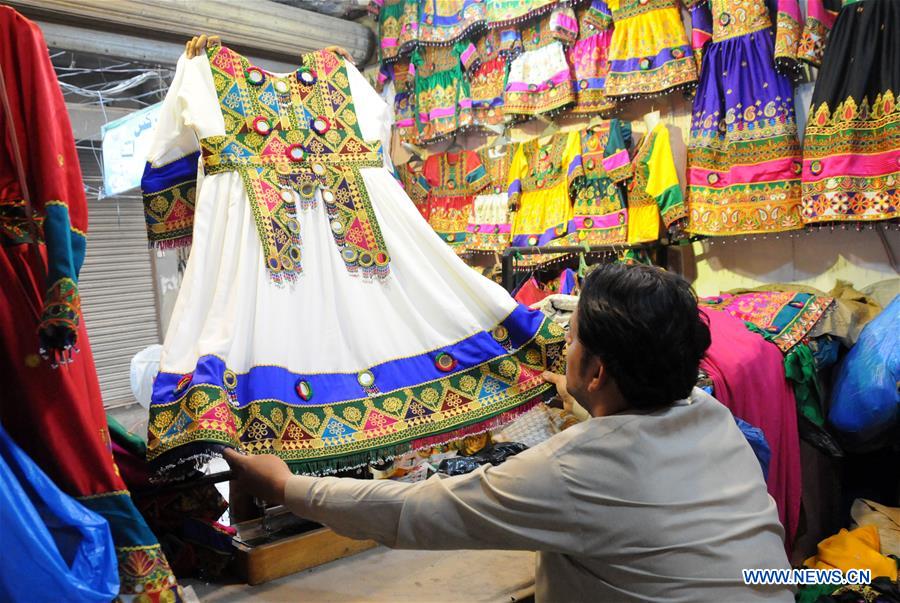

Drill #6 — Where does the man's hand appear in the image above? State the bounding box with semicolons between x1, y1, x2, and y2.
542;371;577;412
185;34;221;59
222;448;292;506
324;46;355;64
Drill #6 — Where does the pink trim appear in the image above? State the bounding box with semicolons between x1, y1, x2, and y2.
553;13;578;32
692;29;711;48
460;44;476;66
688;157;799;187
381;38;399;49
505;69;571;93
408;398;543;450
803;149;900;181
574;210;626;230
419;100;473;120
467;223;512;234
395;118;415;127
777;0;801;21
602;149;630;172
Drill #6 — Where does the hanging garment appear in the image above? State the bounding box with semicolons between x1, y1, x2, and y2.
465;145;512;252
685;0;804;236
508;130;584;246
374;0;418;64
625;122;686;243
412;42;476;142
0;7;182;600
604;0;698;100
469;27;511;126
700;306;802;555
141;46;566;475
503;7;577;116
567;1;616;115
423;149;490;250
417;0;486;46
799;0;900;226
568;119;632;245
485;0;559;27
386;61;419;144
397;159;431;220
514;268;578;307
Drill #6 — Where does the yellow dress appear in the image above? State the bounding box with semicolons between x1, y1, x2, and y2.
625;123;686;243
507;131;584;246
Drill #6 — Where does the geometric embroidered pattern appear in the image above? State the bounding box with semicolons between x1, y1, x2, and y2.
203;45;390;281
147;318;567;473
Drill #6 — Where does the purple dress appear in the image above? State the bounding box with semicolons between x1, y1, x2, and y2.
686;0;804;236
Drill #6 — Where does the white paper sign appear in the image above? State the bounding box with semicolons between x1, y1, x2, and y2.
100;102;162;198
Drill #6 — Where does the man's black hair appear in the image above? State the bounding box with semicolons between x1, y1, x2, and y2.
576;263;711;410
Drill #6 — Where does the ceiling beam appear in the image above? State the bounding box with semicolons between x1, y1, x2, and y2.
9;0;374;65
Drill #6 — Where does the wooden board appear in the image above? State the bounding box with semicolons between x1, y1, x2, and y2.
233;526;377;586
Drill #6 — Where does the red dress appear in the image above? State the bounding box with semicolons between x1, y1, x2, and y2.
422;150;489;252
0;7;181;601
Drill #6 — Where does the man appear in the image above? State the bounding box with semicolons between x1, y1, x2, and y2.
224;263;792;602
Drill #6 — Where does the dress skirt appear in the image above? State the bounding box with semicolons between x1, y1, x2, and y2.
801;0;900;225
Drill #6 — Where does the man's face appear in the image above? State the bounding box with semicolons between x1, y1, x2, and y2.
565;310;590;401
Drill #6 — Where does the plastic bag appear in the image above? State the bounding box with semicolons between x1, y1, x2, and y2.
829;296;900;450
0;424;118;602
130;343;162;409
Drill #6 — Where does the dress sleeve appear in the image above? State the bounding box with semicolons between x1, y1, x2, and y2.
12;14;89;353
644;127;685;228
774;0;803;77
564;130;584;190
140;53;204;249
549;5;579;45
346;59;395;172
284;442;584;554
452;39;479;74
584;0;613;31
798;0;840;67
506;142;526;211
603;119;633;183
464;150;490;193
686;0;712;73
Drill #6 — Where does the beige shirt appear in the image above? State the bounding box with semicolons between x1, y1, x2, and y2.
285;389;793;602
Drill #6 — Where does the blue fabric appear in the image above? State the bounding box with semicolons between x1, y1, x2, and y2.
511;219;577;247
829;296;900;449
140;152;200;194
43;203;84;283
0;425;118;602
152;305;546;407
735;417;772;481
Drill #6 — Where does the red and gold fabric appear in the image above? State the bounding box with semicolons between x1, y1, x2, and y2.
423;150;490;251
0;8;181;600
397;159;431;220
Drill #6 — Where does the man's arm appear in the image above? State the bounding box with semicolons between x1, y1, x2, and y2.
225;442;584;554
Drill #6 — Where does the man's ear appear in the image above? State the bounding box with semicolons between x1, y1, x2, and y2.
585;356;606;393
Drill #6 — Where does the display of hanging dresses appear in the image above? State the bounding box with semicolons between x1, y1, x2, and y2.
567;1;616;115
604;0;698;100
423;149;490;250
417;0;487;46
503;7;577;116
141;46;565;475
568;120;633;245
626;121;686;243
685;0;804;236
412;42;476;142
466;145;513;252
397;158;431;220
485;0;559;27
386;61;419;144
0;7;182;600
508;130;584;246
799;0;899;226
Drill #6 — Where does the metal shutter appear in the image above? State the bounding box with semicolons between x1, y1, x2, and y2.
78;150;161;407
